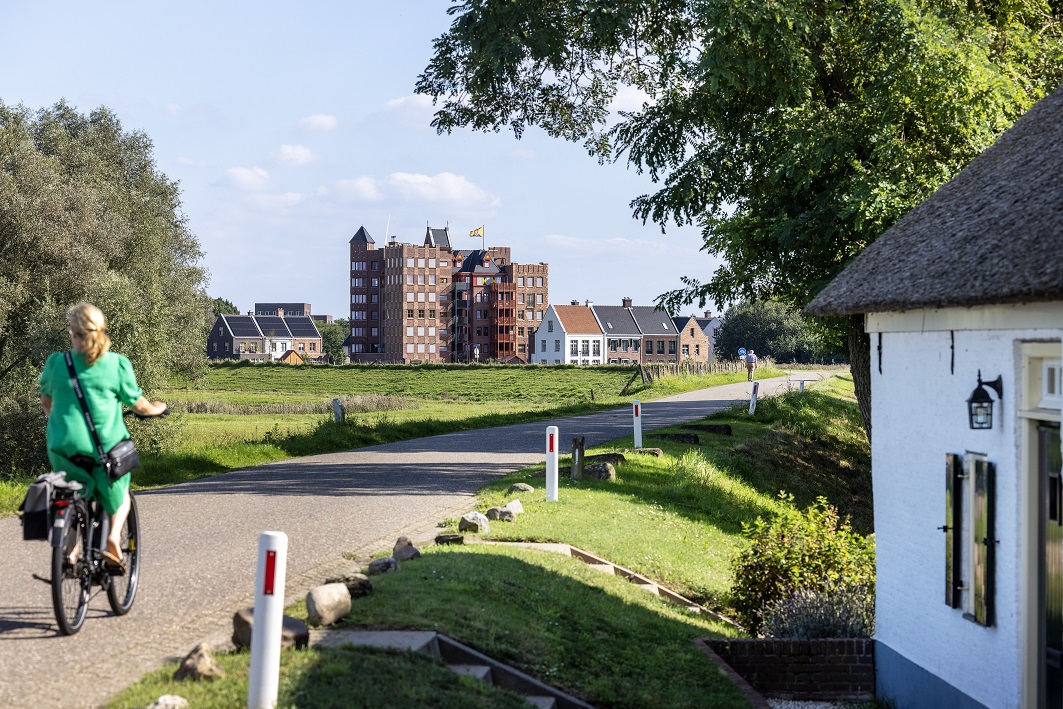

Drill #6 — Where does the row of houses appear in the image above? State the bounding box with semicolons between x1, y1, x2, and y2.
530;298;722;366
206;310;325;363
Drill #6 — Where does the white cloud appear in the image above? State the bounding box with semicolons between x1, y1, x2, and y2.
299;114;338;131
273;144;318;167
176;156;206;167
335;172;500;212
381;94;434;123
226;166;270;191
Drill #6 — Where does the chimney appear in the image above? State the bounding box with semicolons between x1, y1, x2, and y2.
278;308;285;318
622;297;633;308
571;300;579;306
704;310;713;319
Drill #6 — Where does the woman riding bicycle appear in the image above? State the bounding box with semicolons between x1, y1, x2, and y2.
38;303;166;573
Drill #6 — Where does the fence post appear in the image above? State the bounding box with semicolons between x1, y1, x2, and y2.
546;426;559;501
633;401;643;449
331;398;345;423
799;380;805;393
248;531;288;709
571;436;585;480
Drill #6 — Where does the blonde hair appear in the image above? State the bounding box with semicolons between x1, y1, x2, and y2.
67;302;111;365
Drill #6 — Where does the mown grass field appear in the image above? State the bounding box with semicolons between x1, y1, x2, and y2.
111;375;871;709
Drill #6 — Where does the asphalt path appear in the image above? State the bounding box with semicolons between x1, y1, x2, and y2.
0;372;827;708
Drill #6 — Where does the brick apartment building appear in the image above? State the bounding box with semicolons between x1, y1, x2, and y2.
348;225;549;363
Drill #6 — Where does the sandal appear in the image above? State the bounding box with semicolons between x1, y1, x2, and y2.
101;550;126;576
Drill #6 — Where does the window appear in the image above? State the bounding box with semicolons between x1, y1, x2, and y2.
1041;360;1062;409
518;277;525;286
370;327;378;337
417;343;426;353
428;292;436;302
418;309;426;318
517;311;524;320
407;258;415;267
593;341;601;356
353;261;366;270
518;293;525;303
352;343;364;353
541;340;547;351
518;327;525;336
536;293;543;304
352;311;367;320
536;277;543;287
581;340;590;356
407;344;414;353
418;274;425;284
406;327;414;336
417;326;425;336
352;277;365;287
695;344;700;356
429;258;436;267
371;294;379;304
668;341;676;355
682;345;690;356
690;327;695;337
555;340;561;352
407;274;414;285
212;343;217;352
371;277;379;287
645;340;653;354
548;321;554;333
518;344;526;353
371;260;378;270
429;310;436;318
658;340;665;355
536;311;542;320
416;258;424;267
352;327;366;337
441;260;449;267
225;342;230;352
428;327;436;336
417;292;426;302
570;341;578;356
298;342;305;352
352;294;366;304
310;342;316;352
429;275;436;285
944;452;997;626
407;309;414;318
370;311;378;320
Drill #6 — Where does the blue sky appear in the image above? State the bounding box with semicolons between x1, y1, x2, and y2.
3;1;725;320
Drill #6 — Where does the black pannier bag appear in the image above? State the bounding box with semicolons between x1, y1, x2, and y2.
18;472;82;541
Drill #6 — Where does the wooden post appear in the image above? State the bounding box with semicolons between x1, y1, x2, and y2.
571;436;585;480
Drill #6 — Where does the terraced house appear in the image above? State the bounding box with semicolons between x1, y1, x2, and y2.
207;313;324;362
531;298;680;365
347;225;548;363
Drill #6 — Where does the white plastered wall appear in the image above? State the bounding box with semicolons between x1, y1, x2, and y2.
867;302;1063;709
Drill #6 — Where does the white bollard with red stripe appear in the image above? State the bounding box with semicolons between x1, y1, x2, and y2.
749;381;760;415
633;401;643;449
248;531;288;709
546;426;559;501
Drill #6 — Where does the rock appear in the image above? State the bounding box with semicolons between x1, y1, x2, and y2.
306;583;352;626
502;499;524;514
434;533;482;546
393;536;421;561
585;452;627;466
498;509;516;522
232;608;310;650
458;511;490;533
485;506;504;520
633;447;664;457
583;462;617;481
681;423;733;436
144;696;189;709
367;557;400;575
508;483;534;494
325;573;373;598
172;643;224;682
648;433;700;444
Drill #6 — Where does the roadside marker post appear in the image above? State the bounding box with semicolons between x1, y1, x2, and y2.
800;380;805;393
546;426;559;501
248;531;288;709
749;382;760;416
633;401;643;449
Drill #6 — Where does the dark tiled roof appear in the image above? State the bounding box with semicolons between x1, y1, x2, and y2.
629;306;678;336
425;226;451;249
456;250;502;274
673;316;697;333
806;83;1063;316
350;226;374;244
591;306;641;336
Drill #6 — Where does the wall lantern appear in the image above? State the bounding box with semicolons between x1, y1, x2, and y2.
967;370;1004;430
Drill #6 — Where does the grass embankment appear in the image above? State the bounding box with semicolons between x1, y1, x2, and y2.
110;375;869;708
0;362;785;516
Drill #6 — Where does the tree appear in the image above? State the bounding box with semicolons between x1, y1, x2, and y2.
316;320;348;364
715;301;844;364
0;101;211;474
212;297;240;316
417;0;1063;439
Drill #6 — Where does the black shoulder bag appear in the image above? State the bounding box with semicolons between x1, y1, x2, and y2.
64;352;140;482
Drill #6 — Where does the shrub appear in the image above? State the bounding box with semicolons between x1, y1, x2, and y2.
730;494;875;635
762;581;875;639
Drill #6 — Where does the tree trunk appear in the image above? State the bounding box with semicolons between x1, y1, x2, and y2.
846;313;872;444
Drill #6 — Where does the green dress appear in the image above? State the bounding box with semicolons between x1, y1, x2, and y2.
39;350;143;514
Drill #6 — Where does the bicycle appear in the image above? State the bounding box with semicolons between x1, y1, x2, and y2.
41;408;165;636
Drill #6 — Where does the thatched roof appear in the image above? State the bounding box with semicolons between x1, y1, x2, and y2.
805;84;1063;317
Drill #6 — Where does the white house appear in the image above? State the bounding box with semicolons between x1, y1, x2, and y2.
807;85;1063;708
532;304;605;365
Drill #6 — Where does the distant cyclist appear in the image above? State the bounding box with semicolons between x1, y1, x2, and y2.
744;349;758;381
39;303;166;573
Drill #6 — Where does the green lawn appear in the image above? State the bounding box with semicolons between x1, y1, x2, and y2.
110;374;869;708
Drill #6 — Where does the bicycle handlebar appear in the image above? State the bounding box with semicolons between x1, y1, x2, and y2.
124;407;170;420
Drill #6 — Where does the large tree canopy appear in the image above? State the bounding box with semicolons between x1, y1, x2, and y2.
417;0;1062;437
0;101;211;473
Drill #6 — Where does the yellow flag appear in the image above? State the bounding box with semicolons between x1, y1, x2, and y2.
469;225;484;237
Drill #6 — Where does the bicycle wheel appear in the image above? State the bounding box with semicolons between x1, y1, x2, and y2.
51;498;90;635
106;493;140;615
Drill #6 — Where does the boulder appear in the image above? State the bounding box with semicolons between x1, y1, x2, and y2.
172;644;224;682
144;696;189;709
325;572;373;598
434;533;482;546
367;557;400;575
393;536;421;561
585;452;627;466
583;462;617;481
508;483;534;494
306;583;352;626
502;499;524;515
485;506;503;521
458;511;490;533
632;447;664;457
232;608;310;650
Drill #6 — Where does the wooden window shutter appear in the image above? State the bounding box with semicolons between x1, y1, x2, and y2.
972;459;997;626
945;454;963;608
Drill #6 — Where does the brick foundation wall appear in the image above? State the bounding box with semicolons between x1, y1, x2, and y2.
702;638;875;701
